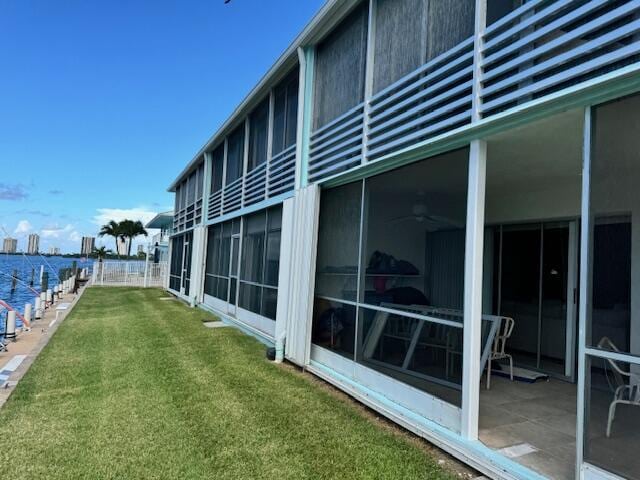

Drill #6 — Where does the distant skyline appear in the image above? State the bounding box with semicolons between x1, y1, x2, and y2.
0;0;324;253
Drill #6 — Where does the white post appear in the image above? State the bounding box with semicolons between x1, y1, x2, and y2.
35;297;42;319
461;139;487;440
39;265;44;284
101;262;105;285
576;107;592;472
24;303;32;326
143;253;149;288
46;289;52;306
5;311;16;340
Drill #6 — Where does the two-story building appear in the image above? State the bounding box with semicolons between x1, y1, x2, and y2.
165;1;640;479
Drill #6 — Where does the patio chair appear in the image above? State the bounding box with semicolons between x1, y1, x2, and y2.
486;316;515;389
597;337;640;437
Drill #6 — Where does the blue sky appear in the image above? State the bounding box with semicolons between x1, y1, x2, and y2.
0;0;324;253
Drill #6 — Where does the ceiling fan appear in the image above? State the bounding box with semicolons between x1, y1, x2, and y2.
389;191;463;229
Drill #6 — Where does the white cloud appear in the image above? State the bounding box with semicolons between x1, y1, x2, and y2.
92;207;158;227
40;223;75;239
14;219;32;236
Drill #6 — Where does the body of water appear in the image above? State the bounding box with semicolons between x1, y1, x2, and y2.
0;255;93;329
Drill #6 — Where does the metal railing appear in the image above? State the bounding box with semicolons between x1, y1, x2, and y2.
368;37;475;161
91;261;168;287
480;0;640;117
208;143;297;222
308;103;365;182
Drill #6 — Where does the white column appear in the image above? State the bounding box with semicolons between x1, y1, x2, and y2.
189;226;207;305
276;184;320;366
461;139;487;440
471;0;487;123
361;0;377;163
296;46;315;190
202;151;213;223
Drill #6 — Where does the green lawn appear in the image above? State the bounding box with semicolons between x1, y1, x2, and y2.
0;288;456;480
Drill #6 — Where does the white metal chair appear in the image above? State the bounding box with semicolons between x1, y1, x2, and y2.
597;337;640;437
486;316;515;389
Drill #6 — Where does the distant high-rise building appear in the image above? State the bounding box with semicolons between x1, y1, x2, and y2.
116;237;129;257
137;244;145;255
27;233;39;254
48;246;61;255
2;237;17;254
80;236;95;255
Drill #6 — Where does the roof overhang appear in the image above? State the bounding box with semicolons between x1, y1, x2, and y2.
145;211;174;229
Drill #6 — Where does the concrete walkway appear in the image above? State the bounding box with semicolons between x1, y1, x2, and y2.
0;285;86;408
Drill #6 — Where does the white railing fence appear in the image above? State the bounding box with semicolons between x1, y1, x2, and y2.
91;261;168;287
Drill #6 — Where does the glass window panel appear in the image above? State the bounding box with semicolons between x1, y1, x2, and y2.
313;2;368;129
265;207;282;287
360;149;468;313
540;224;569;374
584;355;640;480
271;88;287;155
239;283;262;314
211;144;224;193
231;236;240;274
174;185;182;211
312;297;356;359
272;88;286;155
272;67;299;155
241;211;266;283
170;235;184;291
590;94;640;358
204;275;217;297
499;226;542;370
285;75;298;148
315;181;363;302
226;125;245;184
180;180;187;208
220;222;232;277
248;98;269;171
187;171;196;205
196;162;204;200
357;306;462;406
205;225;221;275
262;288;278;320
217;278;229;301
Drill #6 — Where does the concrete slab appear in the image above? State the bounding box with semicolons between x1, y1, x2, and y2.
203;322;228;328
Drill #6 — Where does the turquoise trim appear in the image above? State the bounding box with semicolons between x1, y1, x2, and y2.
197;301;275;347
309;360;548;480
300;47;315;188
322;63;640;189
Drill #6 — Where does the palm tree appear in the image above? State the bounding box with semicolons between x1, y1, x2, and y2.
98;220;122;258
93;246;111;262
118;219;148;257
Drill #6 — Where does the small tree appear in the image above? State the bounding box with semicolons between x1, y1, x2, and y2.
93;246;111;262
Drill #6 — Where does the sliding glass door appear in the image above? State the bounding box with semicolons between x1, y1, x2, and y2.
493;222;577;378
